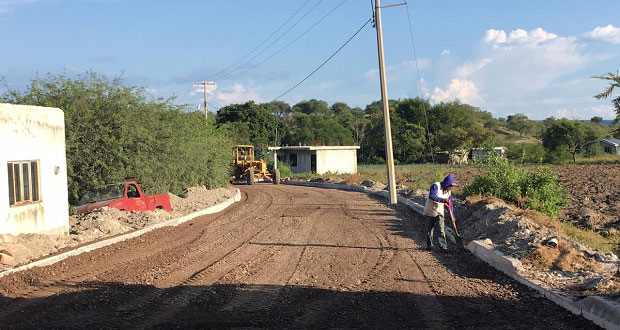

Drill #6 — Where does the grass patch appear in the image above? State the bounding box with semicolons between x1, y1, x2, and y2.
559;222;620;255
573;154;620;165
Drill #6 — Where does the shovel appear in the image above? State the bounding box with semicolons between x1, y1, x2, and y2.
448;206;465;248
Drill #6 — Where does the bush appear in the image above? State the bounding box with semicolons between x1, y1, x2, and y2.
2;72;233;204
277;163;293;178
505;143;545;164
464;148;569;218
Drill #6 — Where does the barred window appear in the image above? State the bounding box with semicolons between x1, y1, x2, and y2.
7;160;41;206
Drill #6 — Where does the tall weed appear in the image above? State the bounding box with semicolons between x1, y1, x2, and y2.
464;148;569;218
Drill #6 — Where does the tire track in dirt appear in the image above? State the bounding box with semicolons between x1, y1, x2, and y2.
0;185;601;329
0;189;264;326
98;188;284;328
132;185;342;329
0;192;250;321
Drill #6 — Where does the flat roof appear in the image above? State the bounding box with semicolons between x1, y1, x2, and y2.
602;138;620;146
268;146;360;151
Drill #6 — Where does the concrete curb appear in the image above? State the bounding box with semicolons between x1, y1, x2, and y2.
0;188;242;279
284;180;620;330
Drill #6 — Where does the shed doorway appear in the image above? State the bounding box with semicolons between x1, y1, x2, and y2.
311;154;316;173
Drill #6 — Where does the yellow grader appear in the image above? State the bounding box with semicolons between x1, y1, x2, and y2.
232;145;280;185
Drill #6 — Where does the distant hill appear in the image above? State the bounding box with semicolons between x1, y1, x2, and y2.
600;119;616;126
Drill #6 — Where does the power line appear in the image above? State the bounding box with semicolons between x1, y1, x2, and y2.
207;101;220;112
222;0;348;82
405;1;434;161
272;17;372;102
216;0;324;81
210;0;312;81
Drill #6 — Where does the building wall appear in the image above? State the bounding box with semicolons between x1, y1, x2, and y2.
600;142;620;155
316;149;357;174
281;150;313;173
0;104;69;235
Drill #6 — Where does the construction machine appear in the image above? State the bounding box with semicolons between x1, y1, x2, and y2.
232;145;280;185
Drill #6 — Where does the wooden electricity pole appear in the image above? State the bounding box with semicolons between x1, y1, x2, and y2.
194;81;216;119
374;0;401;204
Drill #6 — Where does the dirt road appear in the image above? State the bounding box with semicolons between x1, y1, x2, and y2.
0;185;598;329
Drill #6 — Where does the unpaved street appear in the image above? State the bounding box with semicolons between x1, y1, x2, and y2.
0;185;598;329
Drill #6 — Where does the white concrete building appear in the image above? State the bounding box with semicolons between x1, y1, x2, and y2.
470;147;506;160
601;138;620;155
268;146;360;174
1;103;69;235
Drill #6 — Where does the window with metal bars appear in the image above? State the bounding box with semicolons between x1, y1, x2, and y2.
7;160;41;206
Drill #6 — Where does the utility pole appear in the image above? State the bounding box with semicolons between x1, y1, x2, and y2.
374;0;399;204
194;81;216;119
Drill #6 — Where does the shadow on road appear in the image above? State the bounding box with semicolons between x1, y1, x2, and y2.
0;281;598;330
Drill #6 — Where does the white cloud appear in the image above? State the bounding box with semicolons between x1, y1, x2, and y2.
553;108;578;119
441;49;450;56
583;24;620;44
484;29;506;44
215;83;261;104
455;58;492;78
475;27;588;93
431;79;482;105
590;105;616;119
364;59;431;81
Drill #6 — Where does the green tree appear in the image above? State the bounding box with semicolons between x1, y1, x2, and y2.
287;113;354;146
216;101;282;148
291;99;330;115
506;113;534;137
591;116;603;124
542;119;598;163
2;72;233;204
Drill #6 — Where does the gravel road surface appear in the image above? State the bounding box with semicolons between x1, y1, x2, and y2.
0;185;599;329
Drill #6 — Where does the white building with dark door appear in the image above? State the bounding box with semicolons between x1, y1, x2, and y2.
268;146;360;174
601;138;620;155
1;103;69;235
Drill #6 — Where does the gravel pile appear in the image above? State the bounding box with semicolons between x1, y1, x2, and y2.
0;186;236;268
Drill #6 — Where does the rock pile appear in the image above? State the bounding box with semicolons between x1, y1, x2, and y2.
0;186;236;269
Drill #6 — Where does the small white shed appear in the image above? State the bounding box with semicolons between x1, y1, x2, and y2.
268;146;360;174
470;147;506;160
601;138;620;155
1;103;69;235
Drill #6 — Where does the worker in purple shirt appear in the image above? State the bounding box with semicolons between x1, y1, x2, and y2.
423;174;456;251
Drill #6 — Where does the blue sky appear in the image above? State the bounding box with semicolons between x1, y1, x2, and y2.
1;0;619;120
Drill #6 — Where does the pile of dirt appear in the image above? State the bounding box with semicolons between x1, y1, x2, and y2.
0;186;236;269
444;196;619;295
360;180;386;191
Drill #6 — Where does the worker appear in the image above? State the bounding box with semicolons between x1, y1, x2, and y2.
423;174;456;251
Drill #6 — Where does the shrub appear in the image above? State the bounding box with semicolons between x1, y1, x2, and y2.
505;143;545;164
2;72;233;204
464;147;569;218
277;163;293;178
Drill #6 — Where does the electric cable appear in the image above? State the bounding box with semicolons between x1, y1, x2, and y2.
271;17;372;101
405;1;434;162
210;0;312;81
220;0;348;83
216;0;324;81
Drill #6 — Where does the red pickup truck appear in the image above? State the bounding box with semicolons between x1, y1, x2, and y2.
77;181;173;214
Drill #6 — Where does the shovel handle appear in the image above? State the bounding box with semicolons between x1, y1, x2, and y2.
448;207;460;236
